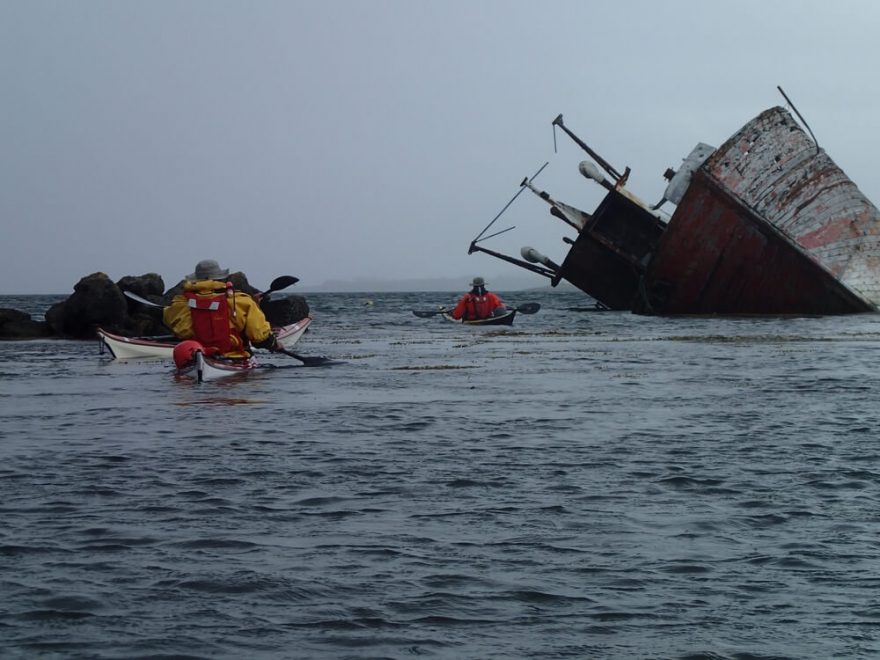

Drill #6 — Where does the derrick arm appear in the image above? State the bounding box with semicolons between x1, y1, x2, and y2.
468;241;556;279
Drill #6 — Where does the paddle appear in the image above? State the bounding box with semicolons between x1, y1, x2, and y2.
412;307;450;318
276;347;345;367
122;276;341;365
123;275;299;308
412;302;541;318
514;302;540;314
123;290;163;308
261;275;299;299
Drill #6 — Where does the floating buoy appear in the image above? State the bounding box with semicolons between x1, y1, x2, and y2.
173;340;204;369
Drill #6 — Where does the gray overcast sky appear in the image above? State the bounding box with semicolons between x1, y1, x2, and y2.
3;0;880;293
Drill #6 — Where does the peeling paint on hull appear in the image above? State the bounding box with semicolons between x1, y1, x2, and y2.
641;169;873;315
642;106;878;315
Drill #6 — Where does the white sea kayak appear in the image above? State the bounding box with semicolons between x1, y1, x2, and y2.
98;316;312;360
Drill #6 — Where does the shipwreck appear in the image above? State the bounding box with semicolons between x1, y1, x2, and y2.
470;92;880;315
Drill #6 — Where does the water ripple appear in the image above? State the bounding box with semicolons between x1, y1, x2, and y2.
2;291;880;658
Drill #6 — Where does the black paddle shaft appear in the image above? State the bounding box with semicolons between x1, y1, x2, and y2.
412;302;540;318
124;275;299;307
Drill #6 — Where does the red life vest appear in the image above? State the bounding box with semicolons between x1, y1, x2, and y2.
463;293;496;320
183;288;242;355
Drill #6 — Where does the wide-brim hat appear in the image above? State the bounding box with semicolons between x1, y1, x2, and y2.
470;276;485;287
188;259;230;281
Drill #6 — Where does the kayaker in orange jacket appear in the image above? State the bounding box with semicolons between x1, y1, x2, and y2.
163;259;279;358
451;276;507;321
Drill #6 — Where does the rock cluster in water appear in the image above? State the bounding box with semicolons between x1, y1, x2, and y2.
0;272;310;340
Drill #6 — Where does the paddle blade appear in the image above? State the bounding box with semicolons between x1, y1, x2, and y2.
516;302;541;314
412;310;443;318
267;275;299;293
123;290;165;308
279;348;344;367
299;356;347;367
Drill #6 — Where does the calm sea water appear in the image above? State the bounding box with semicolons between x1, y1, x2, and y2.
2;289;880;659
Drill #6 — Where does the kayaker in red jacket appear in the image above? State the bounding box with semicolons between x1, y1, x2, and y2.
451;277;507;320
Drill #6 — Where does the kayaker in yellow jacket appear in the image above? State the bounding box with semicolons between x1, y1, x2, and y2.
163;259;279;358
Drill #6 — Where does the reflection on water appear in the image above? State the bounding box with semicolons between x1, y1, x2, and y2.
2;290;880;658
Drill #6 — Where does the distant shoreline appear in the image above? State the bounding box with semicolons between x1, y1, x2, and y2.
294;276;578;294
294;285;577;294
2;283;581;296
0;277;581;296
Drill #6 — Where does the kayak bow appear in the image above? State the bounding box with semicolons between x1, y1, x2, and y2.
442;309;517;326
176;351;257;383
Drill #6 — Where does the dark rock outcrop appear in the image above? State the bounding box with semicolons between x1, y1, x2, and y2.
2;270;310;340
117;273;165;300
0;308;52;339
117;273;167;336
261;295;310;326
46;272;128;339
0;308;31;327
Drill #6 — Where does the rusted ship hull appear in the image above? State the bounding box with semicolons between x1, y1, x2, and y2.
556;192;664;310
640;106;878;315
638;168;873;315
471;104;880;316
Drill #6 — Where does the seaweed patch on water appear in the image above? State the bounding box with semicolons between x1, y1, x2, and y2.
175;398;268;406
484;330;527;337
534;329;602;337
391;365;479;371
662;334;835;344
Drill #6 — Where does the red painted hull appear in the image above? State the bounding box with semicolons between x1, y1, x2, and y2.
639;106;877;315
639;170;872;315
